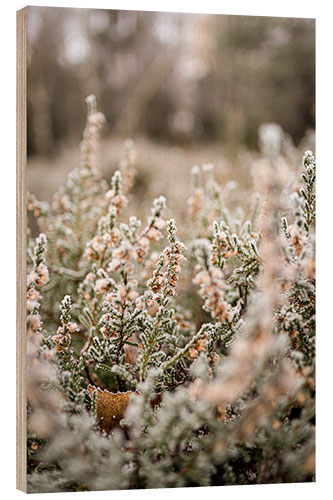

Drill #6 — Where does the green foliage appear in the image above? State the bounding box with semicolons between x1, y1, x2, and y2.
26;99;315;493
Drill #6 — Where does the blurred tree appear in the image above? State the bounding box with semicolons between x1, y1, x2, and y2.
210;15;315;149
27;7;315;156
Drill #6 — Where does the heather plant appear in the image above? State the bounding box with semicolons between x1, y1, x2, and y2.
26;97;315;492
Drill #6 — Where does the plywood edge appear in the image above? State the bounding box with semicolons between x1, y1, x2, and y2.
16;6;27;494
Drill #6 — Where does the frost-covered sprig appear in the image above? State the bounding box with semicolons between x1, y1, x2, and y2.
27;234;50;337
276;151;316;367
48;295;86;411
161;323;215;368
138;220;186;380
30;97;111;328
146;219;186;302
105;196;167;277
105;170;128;215
300;150;316;231
51;295;79;353
138;195;167;244
77;199;169;391
211;220;260;272
193;239;232;324
210;223;230;268
279;152;315;260
84;171;128;265
192;216;261;321
81;270;141;390
27;233;49;288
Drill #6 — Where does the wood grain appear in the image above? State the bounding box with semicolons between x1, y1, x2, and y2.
16;7;27;493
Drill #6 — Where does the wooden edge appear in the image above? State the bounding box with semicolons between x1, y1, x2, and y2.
16;6;27;493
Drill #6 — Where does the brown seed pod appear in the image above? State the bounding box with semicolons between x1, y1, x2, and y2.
88;385;138;433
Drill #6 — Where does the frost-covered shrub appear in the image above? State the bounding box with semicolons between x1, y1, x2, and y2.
26;97;315;492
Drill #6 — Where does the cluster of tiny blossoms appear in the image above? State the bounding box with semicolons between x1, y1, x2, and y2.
105;169;128;216
107;195;167;276
147;219;186;302
188;332;208;359
84;170;126;263
286;224;307;256
193;263;231;323
210;226;233;267
284;150;316;258
27;234;49;337
51;295;79;353
27;234;49;291
211;220;260;267
192;237;232;324
98;275;139;342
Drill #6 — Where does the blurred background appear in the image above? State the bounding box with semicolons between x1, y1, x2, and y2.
27;6;315;207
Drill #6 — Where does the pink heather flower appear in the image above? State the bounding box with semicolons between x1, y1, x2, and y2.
36;264;49;286
117;286;127;302
28;314;41;333
128;290;139;301
68;322;80;334
108;258;122;272
95;278;110;295
139;236;150;248
154;218;166;231
147;227;162;242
